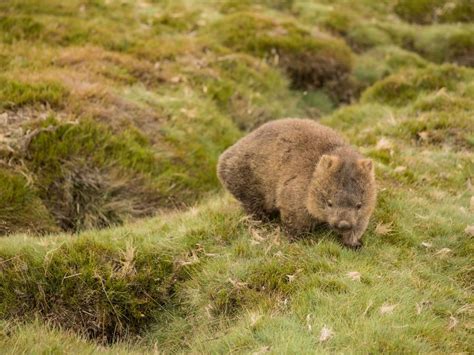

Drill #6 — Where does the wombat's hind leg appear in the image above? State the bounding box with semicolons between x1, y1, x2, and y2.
279;207;312;239
218;155;271;221
241;201;278;222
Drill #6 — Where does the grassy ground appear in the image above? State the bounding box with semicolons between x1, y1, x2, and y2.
0;0;473;353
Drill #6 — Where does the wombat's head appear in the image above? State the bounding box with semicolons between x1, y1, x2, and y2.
307;154;376;248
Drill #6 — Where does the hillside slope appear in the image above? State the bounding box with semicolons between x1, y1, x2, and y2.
0;0;473;353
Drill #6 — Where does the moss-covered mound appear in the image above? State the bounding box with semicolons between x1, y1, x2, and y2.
0;169;56;235
354;45;428;87
411;24;474;67
326;64;474;165
361;64;473;106
208;12;355;101
0;228;182;342
394;0;474;24
21;119;163;232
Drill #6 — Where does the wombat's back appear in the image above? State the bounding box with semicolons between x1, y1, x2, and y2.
217;119;347;214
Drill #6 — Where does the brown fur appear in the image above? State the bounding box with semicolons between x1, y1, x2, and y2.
217;118;376;248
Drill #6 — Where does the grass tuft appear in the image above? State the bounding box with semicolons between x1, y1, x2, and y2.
0;169;56;235
0;77;67;109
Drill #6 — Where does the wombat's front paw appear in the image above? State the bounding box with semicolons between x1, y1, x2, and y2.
341;232;363;249
344;239;363;250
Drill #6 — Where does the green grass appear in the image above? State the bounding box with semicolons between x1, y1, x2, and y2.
0;76;67;109
0;192;472;351
354;45;428;87
0;169;56;235
394;0;474;24
0;0;473;353
0;15;44;42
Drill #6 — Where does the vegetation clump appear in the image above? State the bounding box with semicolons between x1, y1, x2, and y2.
395;0;474;24
0;15;44;43
0;234;178;342
20;119;161;232
208;12;355;101
361;64;472;106
0;77;67;109
0;169;56;235
412;24;474;67
354;45;428;87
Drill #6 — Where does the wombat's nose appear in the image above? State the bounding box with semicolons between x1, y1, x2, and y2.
337;220;352;231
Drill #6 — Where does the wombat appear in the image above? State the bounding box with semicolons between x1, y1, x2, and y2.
217;118;376;248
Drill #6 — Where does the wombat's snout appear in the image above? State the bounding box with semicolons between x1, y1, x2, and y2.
336;220;352;231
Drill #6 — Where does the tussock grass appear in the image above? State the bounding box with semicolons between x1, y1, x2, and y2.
0;169;56;235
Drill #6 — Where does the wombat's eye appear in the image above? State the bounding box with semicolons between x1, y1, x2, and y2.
327;200;333;207
356;203;362;210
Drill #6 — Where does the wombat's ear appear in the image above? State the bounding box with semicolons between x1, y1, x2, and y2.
319;155;338;169
358;159;374;173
